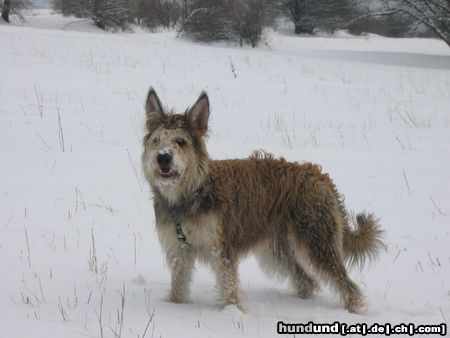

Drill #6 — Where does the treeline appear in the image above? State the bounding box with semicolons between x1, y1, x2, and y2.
53;0;184;31
2;0;448;47
1;0;31;22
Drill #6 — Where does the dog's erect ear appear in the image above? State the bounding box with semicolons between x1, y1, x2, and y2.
145;88;164;131
187;91;209;137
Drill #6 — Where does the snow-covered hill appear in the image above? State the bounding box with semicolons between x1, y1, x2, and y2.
1;11;449;338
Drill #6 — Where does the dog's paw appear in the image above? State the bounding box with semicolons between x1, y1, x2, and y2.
347;300;368;315
296;284;320;299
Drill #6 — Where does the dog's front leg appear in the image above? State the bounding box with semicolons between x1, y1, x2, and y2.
214;255;244;311
166;247;195;303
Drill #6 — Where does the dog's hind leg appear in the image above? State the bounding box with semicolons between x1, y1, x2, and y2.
292;226;365;313
167;248;195;303
290;257;320;299
255;235;319;299
290;189;366;314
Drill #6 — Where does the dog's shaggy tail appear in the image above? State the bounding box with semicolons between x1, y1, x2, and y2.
342;212;385;269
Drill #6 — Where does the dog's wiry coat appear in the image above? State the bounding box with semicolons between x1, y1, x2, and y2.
141;88;384;314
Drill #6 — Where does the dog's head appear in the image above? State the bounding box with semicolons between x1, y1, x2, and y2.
142;88;210;206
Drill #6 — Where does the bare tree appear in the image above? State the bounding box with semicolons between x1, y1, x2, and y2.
131;0;182;30
54;0;91;18
345;0;449;46
182;0;239;41
384;0;449;47
54;0;130;31
1;0;11;22
2;0;31;22
181;0;269;46
276;0;360;34
236;0;267;47
91;0;130;31
182;0;188;21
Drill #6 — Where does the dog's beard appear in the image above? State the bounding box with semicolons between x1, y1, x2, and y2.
152;169;184;205
156;183;182;205
155;175;180;188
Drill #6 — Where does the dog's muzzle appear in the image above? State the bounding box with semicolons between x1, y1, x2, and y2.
157;152;177;178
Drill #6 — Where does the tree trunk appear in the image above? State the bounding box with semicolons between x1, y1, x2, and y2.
2;0;11;23
183;0;188;22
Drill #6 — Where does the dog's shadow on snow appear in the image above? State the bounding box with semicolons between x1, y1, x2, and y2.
155;284;345;318
244;287;344;317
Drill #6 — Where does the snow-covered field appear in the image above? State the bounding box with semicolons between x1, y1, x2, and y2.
1;11;449;338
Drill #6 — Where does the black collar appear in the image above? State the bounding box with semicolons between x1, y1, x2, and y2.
170;186;205;248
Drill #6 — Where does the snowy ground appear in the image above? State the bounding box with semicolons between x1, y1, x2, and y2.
1;10;449;338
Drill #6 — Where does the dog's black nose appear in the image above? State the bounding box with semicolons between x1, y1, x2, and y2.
157;153;172;167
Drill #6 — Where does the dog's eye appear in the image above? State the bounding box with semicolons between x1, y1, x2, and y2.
175;138;187;146
152;137;159;144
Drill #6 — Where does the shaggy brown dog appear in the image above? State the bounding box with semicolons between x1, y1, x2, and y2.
141;88;384;314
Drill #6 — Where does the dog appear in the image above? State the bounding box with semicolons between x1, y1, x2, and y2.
141;88;384;314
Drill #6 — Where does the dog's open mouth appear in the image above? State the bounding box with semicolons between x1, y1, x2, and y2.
159;169;178;179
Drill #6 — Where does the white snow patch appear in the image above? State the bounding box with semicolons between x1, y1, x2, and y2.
158;147;172;156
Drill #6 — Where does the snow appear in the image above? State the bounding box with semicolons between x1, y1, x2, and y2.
158;148;171;155
1;10;449;338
